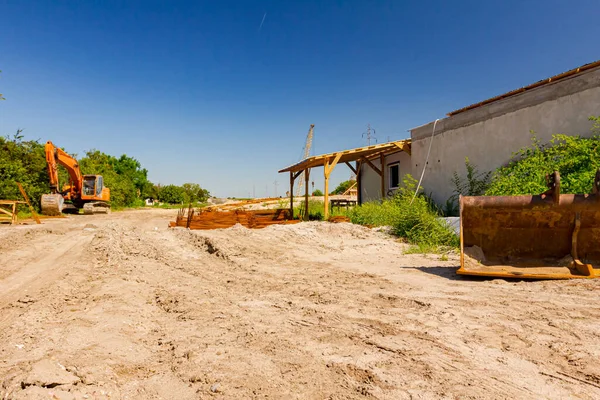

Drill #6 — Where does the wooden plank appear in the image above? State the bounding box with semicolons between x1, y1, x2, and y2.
361;157;382;176
16;182;41;224
289;171;294;219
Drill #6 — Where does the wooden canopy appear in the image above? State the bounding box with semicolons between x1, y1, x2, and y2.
278;140;411;221
279;140;411;173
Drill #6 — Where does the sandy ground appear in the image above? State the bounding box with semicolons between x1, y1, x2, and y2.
1;209;599;399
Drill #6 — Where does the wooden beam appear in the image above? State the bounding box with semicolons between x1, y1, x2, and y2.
394;141;411;155
324;159;330;220
380;153;386;200
17;182;41;224
345;162;357;176
293;170;303;181
289;171;294;219
361;157;382;177
323;153;342;221
356;160;362;205
304;168;310;221
324;153;342;176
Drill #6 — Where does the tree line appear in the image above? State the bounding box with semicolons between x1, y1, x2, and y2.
0;132;210;211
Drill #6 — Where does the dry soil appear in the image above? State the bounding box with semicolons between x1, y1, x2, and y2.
0;209;599;399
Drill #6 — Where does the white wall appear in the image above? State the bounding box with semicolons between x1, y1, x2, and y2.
360;151;411;203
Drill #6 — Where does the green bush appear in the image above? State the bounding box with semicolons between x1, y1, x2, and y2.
0;131;48;211
349;175;458;251
487;117;600;196
312;189;323;196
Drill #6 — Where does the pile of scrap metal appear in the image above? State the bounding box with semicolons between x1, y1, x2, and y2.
169;206;300;230
459;170;600;279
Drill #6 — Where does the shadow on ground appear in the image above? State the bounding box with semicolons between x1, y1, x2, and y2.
413;265;494;282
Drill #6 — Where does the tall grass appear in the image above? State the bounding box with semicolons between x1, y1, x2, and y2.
348;175;458;252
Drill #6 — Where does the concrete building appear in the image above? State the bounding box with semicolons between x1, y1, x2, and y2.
409;60;600;206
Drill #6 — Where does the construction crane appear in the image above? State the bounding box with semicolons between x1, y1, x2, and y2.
295;124;314;196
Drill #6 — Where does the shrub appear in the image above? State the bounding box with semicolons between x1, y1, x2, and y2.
445;158;491;216
487;117;600;196
349;175;458;251
312;189;323;196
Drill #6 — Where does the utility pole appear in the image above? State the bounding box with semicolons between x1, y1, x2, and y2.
362;123;376;145
273;180;279;197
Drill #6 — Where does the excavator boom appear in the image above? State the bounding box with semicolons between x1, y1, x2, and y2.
45;142;83;194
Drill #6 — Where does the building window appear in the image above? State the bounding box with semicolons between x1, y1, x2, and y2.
389;162;400;189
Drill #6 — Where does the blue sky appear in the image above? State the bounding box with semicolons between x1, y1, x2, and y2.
1;0;599;197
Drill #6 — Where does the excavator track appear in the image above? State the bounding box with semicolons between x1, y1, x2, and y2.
82;202;111;215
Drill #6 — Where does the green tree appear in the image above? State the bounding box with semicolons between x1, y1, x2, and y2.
181;183;210;203
330;179;356;195
312;189;323;196
158;185;185;204
0;131;48;210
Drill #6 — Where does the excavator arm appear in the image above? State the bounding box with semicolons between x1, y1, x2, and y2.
45;141;83;194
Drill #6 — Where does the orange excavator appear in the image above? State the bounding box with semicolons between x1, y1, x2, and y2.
41;141;111;215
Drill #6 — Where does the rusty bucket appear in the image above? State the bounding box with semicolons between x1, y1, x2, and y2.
458;170;600;279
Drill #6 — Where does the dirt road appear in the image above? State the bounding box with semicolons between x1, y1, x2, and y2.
1;209;599;399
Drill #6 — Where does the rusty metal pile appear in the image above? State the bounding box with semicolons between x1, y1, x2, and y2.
169;206;300;230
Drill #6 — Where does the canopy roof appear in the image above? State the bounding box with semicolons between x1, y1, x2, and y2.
279;140;411;173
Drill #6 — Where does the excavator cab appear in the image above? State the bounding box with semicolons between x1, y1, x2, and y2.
80;175;110;214
81;175;106;199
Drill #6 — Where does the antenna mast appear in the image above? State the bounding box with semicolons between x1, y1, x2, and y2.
362;123;376;145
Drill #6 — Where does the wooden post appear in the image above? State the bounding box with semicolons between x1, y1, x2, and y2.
324;158;330;221
380;153;386;200
323;153;342;220
12;201;17;225
289;171;294;219
304;168;310;221
356;160;362;205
